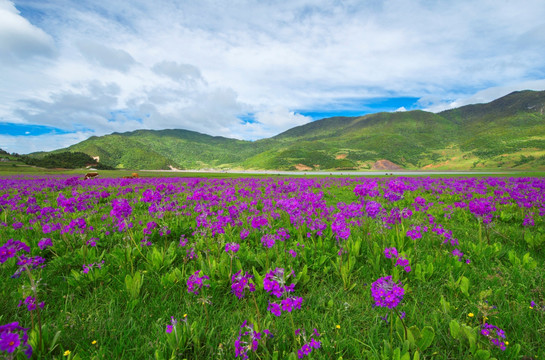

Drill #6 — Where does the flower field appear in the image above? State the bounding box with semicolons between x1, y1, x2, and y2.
1;175;544;359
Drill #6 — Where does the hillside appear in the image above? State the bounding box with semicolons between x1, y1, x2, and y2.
36;90;545;170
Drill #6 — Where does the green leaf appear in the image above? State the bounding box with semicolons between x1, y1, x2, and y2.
416;326;435;351
474;349;491;360
252;267;264;290
440;295;450;313
460;276;470;297
393;347;401;360
407;326;418;346
449;320;460;340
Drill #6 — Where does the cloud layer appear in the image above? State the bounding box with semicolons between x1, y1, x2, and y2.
1;0;545;153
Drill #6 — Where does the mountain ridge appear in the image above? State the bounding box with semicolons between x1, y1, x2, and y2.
35;90;545;171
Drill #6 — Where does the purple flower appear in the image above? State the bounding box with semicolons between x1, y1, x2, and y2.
280;296;303;313
235;321;271;359
166;315;186;334
267;302;282;316
451;249;464;261
468;198;496;221
395;257;411;272
37;238;53;250
260;234;275;249
225;242;240;254
0;322;32;358
17;296;44;312
231;271;255;299
12;255;46;278
240;229;250;240
0;239;30;264
276;228;290;241
384;247;398;259
370;276;405;309
365;201;382;218
406;229;422;240
140;237;152;247
110;198;133;221
263;268;295;298
250;216;268;230
82;260;104;274
0;332;20;353
295;328;321;359
187;270;210;295
143;221;158;235
480;323;507;351
288;249;297;258
523;213;535;227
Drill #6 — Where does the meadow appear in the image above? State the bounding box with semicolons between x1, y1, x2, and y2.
0;174;544;359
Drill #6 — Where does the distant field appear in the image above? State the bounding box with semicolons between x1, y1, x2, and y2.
2;162;545;178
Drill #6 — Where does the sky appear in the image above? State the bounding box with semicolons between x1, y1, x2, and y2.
1;0;545;154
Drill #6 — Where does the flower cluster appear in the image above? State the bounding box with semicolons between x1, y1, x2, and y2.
263;267;303;316
384;247;398;259
296;328;321;359
0;322;32;358
371;276;405;309
166;314;187;334
187;270;210;295
240;228;250;240
263;268;295;298
143;221;158;235
234;320;272;359
250;216;268;230
406;228;423;240
18;296;44;312
12;255;46;278
468;198;496;224
267;296;303;317
225;242;240;254
231;270;255;299
260;234;276;249
384;247;411;272
37;238;53;250
0;239;29;264
480;323;507;351
82;260;105;274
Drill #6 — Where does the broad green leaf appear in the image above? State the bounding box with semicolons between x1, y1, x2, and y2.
449;320;460;340
417;326;435;351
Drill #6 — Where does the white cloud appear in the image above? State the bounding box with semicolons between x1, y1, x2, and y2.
0;0;55;63
152;61;204;84
422;79;545;112
0;131;94;154
233;107;312;140
77;41;135;72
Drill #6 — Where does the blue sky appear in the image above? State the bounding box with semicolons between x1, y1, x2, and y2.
1;0;545;154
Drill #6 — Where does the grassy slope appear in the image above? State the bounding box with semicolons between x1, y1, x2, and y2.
32;90;545;170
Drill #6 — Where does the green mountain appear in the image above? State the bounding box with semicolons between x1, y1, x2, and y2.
37;90;545;170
